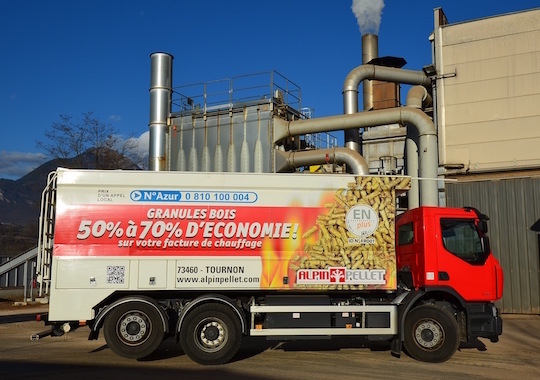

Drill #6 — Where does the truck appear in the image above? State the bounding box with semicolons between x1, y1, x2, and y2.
34;167;503;364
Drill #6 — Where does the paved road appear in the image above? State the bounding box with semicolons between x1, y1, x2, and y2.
0;303;539;380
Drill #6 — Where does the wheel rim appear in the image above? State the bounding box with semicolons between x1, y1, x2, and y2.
116;310;151;346
194;317;228;353
413;318;444;350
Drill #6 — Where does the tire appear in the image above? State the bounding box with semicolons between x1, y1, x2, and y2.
103;300;165;359
403;304;460;363
180;303;242;365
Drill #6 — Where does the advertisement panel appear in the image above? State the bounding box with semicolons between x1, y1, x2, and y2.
53;171;409;291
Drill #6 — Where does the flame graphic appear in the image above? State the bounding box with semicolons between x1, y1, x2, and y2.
260;193;333;289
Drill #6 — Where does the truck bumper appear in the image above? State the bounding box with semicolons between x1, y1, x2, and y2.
467;302;502;343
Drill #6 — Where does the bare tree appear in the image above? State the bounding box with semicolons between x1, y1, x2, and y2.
120;136;149;170
36;112;141;170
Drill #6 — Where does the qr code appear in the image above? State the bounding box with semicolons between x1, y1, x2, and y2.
106;266;125;284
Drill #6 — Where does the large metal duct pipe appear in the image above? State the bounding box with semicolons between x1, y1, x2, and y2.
149;52;173;171
343;64;431;116
405;86;433;209
275;147;369;175
274;107;439;206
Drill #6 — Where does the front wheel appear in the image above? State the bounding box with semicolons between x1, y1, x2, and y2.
180;303;242;365
103;300;165;359
403;304;460;363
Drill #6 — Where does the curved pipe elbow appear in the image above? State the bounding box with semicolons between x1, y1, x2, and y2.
406;86;432;109
276;148;369;175
398;107;435;137
343;65;376;93
342;65;432;114
343;64;432;93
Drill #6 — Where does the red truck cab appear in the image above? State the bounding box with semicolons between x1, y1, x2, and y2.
395;206;503;350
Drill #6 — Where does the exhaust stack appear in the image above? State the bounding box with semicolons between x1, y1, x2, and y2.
344;34;379;153
362;34;378;111
149;52;173;171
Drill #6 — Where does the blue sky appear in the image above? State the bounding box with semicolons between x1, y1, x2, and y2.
1;0;538;180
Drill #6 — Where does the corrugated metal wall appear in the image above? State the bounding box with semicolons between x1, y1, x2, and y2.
446;177;540;314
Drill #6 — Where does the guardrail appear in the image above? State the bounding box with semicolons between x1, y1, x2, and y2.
0;247;37;301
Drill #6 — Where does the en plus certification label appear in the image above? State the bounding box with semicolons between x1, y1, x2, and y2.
345;205;378;244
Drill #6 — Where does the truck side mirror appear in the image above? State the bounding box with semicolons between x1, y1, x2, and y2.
478;220;488;234
482;236;491;255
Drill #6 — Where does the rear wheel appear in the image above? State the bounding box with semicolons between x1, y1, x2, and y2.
403;304;460;363
103;300;165;359
180;303;242;365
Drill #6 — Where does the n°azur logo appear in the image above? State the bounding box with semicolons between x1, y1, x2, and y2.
130;190;142;201
130;190;182;202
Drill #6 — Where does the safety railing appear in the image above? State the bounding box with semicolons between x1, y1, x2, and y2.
172;70;302;113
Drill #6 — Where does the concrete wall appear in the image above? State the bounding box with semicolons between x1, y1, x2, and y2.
435;8;540;173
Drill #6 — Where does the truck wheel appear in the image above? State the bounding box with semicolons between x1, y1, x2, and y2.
103;301;165;359
180;303;242;365
403;304;460;363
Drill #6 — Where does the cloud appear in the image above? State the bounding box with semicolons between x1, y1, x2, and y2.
0;151;47;180
125;131;149;154
119;131;149;169
109;114;122;121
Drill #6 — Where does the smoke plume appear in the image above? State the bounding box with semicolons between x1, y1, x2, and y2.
351;0;385;35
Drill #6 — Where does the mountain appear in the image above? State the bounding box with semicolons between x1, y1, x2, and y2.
0;149;140;255
0;158;62;226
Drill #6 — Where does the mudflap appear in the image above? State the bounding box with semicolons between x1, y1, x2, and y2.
391;337;402;358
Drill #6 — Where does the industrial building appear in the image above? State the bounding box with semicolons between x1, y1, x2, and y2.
433;8;540;314
2;7;539;315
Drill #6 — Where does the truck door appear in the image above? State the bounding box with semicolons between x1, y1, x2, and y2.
435;217;498;302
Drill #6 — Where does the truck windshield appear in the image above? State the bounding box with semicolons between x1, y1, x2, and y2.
440;219;487;265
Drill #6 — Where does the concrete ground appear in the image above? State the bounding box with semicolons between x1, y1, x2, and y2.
0;300;539;380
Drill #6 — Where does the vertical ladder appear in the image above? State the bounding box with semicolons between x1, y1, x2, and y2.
36;171;57;298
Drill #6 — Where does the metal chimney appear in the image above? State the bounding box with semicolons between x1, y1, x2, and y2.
344;34;378;154
149;52;173;171
362;34;378;111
